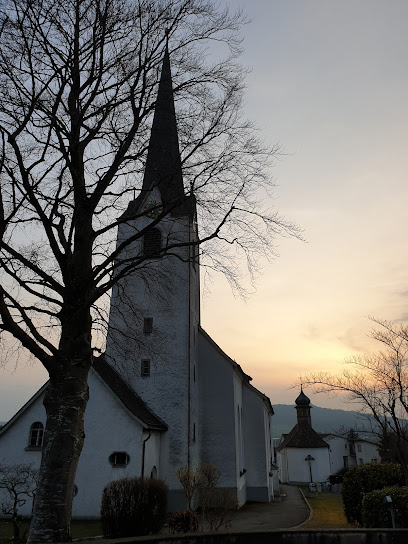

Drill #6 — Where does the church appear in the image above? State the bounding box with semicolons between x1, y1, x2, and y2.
277;389;380;485
0;48;276;517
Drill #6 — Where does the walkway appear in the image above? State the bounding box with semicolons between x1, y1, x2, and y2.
227;484;310;532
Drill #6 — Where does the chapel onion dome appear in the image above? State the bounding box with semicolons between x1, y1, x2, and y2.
295;387;310;406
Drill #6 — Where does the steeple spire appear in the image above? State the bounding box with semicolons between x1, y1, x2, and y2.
141;44;185;209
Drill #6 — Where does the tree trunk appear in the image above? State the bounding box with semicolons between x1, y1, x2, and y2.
27;361;90;543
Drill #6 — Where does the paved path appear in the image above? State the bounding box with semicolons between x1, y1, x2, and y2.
227;485;310;532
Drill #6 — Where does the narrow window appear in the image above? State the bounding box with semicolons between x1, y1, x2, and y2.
357;444;362;452
141;359;151;377
29;422;44;447
343;456;348;468
193;423;196;442
109;452;130;467
144;317;153;334
143;228;161;256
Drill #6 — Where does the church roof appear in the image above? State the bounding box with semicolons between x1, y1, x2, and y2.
123;45;195;219
93;357;167;431
0;358;167;436
277;423;329;451
198;326;274;415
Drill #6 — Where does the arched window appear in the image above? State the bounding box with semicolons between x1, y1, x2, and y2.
150;466;157;479
29;422;44;447
143;228;161;257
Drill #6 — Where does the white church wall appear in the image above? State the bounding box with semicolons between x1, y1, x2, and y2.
233;371;246;506
242;384;271;502
143;430;161;479
198;332;237;492
0;391;46;517
72;370;145;518
0;370;147;519
285;448;331;484
105;187;200;507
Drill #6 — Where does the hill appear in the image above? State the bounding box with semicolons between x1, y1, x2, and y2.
272;404;375;438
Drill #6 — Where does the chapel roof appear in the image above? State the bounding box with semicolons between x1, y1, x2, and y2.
93;357;167;431
295;386;311;406
277;423;329;451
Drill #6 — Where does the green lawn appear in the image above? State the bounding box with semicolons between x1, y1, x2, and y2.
0;519;103;543
301;490;353;529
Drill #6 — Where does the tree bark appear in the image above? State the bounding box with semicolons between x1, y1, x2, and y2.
27;363;90;543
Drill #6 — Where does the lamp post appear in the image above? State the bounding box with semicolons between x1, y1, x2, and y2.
384;495;396;528
305;454;315;484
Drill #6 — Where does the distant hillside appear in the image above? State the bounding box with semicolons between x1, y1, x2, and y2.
272;404;375;438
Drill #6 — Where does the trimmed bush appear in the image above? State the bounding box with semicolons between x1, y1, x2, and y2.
167;511;199;533
362;486;408;528
101;477;168;537
342;463;404;525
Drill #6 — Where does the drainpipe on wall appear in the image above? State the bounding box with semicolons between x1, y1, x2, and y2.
141;429;152;477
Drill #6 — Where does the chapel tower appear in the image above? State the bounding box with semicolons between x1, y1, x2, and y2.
105;45;200;508
295;386;312;426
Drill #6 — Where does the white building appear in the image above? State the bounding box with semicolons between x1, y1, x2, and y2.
277;390;380;485
0;48;275;518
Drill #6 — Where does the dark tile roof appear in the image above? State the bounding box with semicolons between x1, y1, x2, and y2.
277;423;329;451
93;357;167;431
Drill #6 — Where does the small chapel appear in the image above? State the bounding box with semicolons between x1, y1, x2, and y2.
277;389;381;485
0;48;276;517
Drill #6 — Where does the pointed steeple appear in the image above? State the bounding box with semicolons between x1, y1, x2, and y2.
141;44;185;207
123;44;195;219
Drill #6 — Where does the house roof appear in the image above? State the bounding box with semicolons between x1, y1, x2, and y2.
93;357;167;431
0;357;167;436
277;423;329;451
198;326;274;415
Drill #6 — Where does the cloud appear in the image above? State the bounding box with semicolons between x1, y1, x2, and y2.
303;323;322;343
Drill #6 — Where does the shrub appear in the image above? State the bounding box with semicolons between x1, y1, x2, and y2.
203;487;238;531
101;477;168;537
362;486;408;528
167;511;199;533
342;463;404;525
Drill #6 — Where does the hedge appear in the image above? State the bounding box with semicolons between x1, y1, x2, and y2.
342;463;404;525
101;476;168;537
362;486;408;528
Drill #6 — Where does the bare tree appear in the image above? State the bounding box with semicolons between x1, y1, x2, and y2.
0;0;301;541
302;318;408;483
0;463;38;543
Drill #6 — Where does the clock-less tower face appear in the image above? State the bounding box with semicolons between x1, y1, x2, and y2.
143;200;163;219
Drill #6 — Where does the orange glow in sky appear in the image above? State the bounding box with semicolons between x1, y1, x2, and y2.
1;0;408;419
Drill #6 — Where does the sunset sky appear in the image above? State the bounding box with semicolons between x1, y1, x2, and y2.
1;0;408;421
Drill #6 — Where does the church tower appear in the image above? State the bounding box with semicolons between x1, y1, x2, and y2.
105;45;200;509
295;386;312;426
